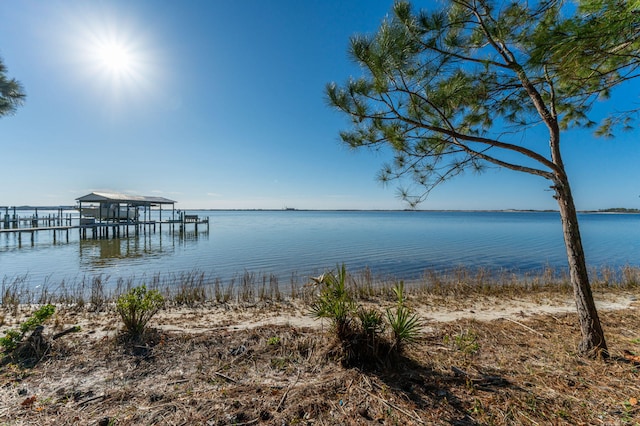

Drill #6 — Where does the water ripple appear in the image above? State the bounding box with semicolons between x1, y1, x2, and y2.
1;210;638;287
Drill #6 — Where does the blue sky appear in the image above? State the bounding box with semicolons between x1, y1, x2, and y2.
0;0;638;210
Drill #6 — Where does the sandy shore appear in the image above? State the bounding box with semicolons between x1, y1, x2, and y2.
143;290;639;333
26;288;635;339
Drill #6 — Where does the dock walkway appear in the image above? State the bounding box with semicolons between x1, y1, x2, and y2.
0;225;73;243
1;217;209;246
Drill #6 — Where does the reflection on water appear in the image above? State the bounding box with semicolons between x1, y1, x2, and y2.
178;229;203;242
78;229;203;268
80;238;152;267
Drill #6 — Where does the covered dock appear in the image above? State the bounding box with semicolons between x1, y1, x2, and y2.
76;192;207;239
77;192;176;222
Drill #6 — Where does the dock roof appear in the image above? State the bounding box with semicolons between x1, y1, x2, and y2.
76;192;177;206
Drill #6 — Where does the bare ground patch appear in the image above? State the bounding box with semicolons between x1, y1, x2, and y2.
1;290;640;425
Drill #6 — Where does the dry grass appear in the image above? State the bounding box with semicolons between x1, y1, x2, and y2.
1;285;640;425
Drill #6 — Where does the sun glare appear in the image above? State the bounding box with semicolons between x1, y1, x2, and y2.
74;16;151;91
97;43;133;73
61;6;164;107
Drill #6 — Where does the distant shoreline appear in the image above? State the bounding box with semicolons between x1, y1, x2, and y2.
4;206;640;214
172;208;640;214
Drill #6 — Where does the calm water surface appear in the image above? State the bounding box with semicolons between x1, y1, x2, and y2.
1;210;638;288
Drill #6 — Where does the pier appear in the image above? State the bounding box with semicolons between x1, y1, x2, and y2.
2;206;73;229
1;192;209;247
0;225;73;244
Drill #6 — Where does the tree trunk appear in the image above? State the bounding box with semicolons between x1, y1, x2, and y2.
554;177;608;357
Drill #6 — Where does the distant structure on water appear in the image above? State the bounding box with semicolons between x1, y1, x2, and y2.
1;191;209;245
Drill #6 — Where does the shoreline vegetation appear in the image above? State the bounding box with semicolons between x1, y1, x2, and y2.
1;266;640;424
3;264;640;306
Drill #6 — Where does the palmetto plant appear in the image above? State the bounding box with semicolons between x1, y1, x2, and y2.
387;282;422;352
358;307;385;338
309;264;356;340
310;266;424;364
358;307;385;357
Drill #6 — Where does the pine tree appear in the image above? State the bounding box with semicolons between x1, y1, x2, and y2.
327;0;640;356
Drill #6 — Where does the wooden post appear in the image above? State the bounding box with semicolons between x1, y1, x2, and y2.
79;201;83;238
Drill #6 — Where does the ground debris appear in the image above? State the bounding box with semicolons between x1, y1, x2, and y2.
0;294;639;425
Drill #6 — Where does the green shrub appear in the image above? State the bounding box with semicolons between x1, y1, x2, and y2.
0;329;22;352
20;304;56;333
0;304;56;353
116;285;164;338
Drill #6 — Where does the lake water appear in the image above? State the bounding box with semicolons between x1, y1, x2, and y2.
1;210;638;289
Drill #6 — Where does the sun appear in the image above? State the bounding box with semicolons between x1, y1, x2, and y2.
64;8;162;105
96;43;133;74
77;20;147;84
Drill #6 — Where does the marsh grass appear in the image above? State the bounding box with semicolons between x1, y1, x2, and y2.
1;276;23;314
257;274;283;302
1;265;639;312
89;275;107;311
173;271;207;307
270;274;282;302
214;277;233;303
239;272;255;303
